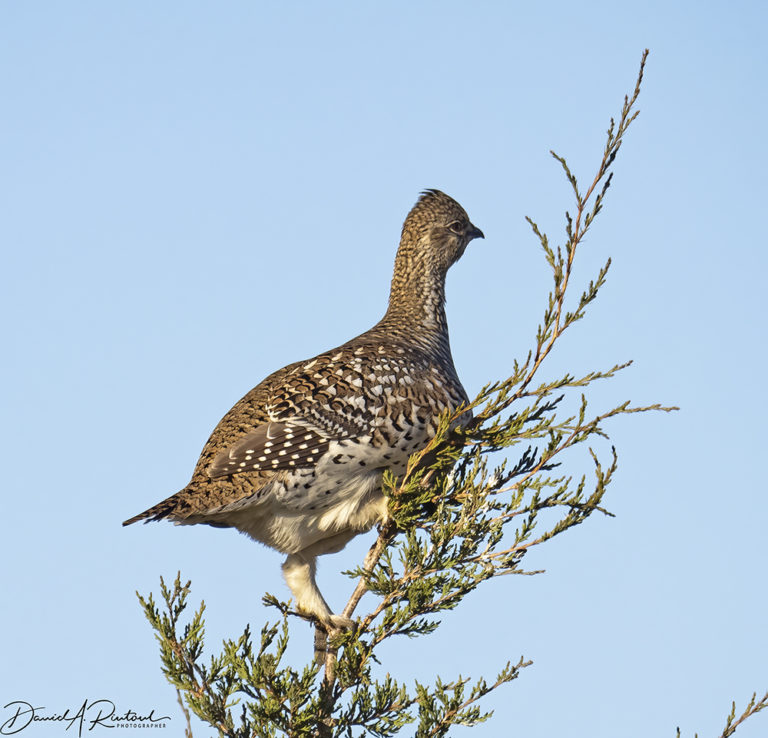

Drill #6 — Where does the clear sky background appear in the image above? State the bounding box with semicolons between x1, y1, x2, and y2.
2;2;766;737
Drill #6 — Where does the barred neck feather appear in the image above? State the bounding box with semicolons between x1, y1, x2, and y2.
375;235;450;351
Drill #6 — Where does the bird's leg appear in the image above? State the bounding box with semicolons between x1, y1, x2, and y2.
282;550;355;631
283;533;359;665
282;552;351;665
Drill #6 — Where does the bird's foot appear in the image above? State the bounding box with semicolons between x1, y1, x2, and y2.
291;604;355;632
325;613;355;631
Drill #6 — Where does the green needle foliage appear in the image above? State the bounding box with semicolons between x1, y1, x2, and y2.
136;50;764;737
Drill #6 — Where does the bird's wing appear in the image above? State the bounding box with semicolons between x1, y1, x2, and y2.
207;348;386;479
208;419;337;479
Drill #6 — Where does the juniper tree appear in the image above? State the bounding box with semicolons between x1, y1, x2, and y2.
137;51;766;738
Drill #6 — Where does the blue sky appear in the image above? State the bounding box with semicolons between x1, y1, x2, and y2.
2;2;766;736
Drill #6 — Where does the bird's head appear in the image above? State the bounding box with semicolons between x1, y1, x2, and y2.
401;189;484;271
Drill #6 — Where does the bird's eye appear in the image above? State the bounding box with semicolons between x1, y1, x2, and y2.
447;220;464;235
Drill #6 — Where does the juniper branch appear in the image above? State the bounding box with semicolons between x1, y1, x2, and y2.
719;691;768;738
675;691;768;738
132;50;742;738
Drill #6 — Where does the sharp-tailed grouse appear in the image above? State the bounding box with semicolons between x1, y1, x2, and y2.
123;189;483;628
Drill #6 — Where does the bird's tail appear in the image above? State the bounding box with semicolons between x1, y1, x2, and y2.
122;495;181;526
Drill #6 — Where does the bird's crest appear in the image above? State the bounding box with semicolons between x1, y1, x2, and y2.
402;189;469;237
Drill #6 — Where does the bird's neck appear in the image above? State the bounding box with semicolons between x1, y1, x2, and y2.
374;244;451;352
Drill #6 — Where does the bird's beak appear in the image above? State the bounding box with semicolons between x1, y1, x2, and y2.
467;224;485;241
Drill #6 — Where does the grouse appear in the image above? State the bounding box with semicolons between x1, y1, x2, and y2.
124;189;484;628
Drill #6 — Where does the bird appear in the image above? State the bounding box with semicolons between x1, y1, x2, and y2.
123;189;484;629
